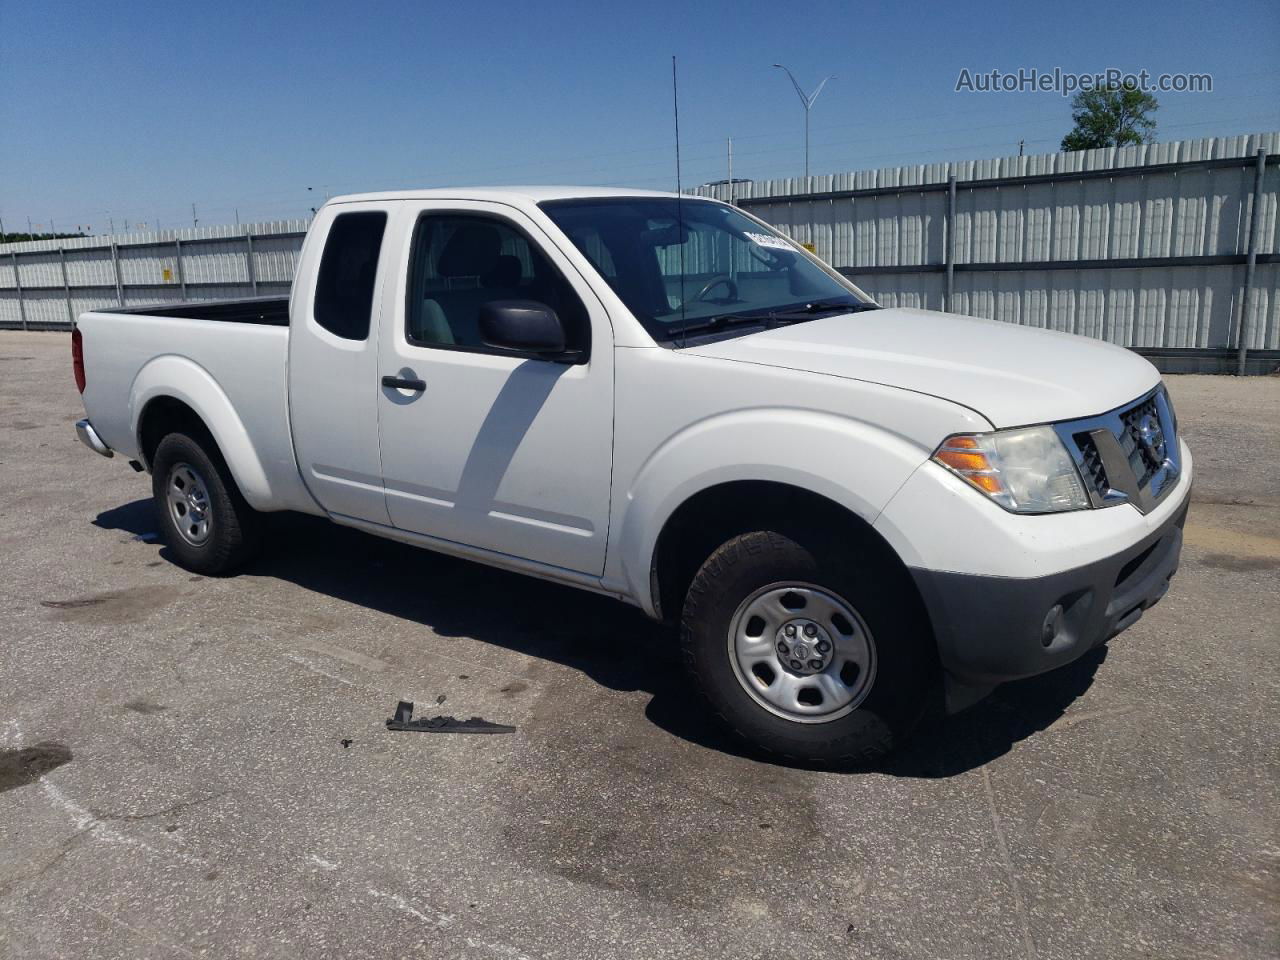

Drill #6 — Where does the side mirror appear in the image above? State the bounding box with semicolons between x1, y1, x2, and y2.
479;300;569;357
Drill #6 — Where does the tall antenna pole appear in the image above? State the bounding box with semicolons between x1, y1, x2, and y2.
191;203;198;229
727;136;734;205
773;64;835;181
672;55;686;331
672;56;683;196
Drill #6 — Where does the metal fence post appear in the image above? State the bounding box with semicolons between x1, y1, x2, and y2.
1235;148;1267;375
110;242;124;306
174;239;187;300
245;233;258;295
59;247;73;325
10;251;26;330
944;174;957;312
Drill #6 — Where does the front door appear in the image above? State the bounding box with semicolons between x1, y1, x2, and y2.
375;201;614;576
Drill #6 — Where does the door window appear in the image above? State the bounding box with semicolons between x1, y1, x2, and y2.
405;214;589;354
313;211;387;341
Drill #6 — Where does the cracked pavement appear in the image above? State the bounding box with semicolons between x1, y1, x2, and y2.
1;331;1277;959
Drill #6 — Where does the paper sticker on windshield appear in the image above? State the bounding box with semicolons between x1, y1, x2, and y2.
744;231;793;251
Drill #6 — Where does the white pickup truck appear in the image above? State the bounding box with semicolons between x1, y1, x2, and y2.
72;187;1191;763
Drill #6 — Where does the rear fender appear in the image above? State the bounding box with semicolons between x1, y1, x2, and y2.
130;355;273;509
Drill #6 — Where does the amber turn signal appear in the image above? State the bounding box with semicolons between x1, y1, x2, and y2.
933;440;1007;497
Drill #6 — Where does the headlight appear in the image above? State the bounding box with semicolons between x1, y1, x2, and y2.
932;425;1089;514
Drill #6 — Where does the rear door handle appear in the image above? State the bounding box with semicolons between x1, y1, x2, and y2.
381;375;426;392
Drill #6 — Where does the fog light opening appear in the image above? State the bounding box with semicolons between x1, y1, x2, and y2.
1041;604;1065;648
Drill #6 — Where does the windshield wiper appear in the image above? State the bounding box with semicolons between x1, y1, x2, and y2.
663;312;773;339
753;300;877;331
664;300;877;342
769;299;877;318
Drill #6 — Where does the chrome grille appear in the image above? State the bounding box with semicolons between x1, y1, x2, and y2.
1074;433;1109;498
1053;386;1181;515
1119;394;1162;489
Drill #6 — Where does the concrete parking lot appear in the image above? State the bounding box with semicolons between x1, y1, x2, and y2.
0;329;1276;960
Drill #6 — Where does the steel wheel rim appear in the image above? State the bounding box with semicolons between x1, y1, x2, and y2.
166;462;213;547
727;581;877;724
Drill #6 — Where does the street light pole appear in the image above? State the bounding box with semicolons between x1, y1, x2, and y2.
773;64;835;180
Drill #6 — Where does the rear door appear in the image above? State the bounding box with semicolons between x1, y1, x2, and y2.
374;200;614;575
288;203;394;524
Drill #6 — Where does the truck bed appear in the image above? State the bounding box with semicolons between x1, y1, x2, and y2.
98;296;290;326
75;302;317;515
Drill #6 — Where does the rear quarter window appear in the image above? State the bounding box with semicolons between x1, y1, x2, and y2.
313;211;387;340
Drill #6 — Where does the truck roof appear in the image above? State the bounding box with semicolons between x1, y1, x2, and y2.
326;185;701;206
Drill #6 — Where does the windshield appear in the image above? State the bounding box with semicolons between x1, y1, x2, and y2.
539;197;875;344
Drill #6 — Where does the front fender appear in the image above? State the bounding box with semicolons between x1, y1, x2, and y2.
130;355;274;509
616;408;932;616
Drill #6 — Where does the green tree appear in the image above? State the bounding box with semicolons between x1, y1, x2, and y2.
1061;84;1158;151
0;231;85;244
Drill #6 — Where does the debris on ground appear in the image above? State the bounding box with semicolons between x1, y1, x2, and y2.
385;700;515;735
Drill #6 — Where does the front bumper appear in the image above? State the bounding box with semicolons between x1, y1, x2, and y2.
913;493;1188;693
75;418;113;458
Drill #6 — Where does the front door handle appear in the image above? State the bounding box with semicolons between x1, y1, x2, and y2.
381;375;426;392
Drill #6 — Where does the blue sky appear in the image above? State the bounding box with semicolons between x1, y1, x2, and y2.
3;0;1277;233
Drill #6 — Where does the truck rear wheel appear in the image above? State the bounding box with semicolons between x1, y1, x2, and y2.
151;431;262;575
680;530;936;765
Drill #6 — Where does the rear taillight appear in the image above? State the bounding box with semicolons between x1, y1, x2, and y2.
72;327;86;393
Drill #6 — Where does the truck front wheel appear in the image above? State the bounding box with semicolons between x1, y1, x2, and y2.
151;431;262;575
680;530;936;765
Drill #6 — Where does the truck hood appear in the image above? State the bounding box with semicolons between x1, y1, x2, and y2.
682;307;1159;428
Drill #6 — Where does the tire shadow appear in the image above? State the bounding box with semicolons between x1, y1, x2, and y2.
92;498;158;537
94;501;1105;777
642;645;1106;776
876;646;1107;778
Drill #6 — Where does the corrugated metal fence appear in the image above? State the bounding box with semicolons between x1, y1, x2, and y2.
697;132;1279;370
0;221;308;329
3;132;1277;370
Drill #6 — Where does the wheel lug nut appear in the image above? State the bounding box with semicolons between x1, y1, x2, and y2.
777;641;789;654
816;640;830;653
809;659;823;670
790;659;802;670
784;625;796;637
803;624;818;638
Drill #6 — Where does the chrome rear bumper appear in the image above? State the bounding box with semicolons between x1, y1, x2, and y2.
75;418;113;458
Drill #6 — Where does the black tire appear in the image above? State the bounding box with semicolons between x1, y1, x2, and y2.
151;430;262;575
680;530;936;765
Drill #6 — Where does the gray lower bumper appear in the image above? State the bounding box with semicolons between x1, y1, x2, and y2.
75;418;113;458
913;497;1189;695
